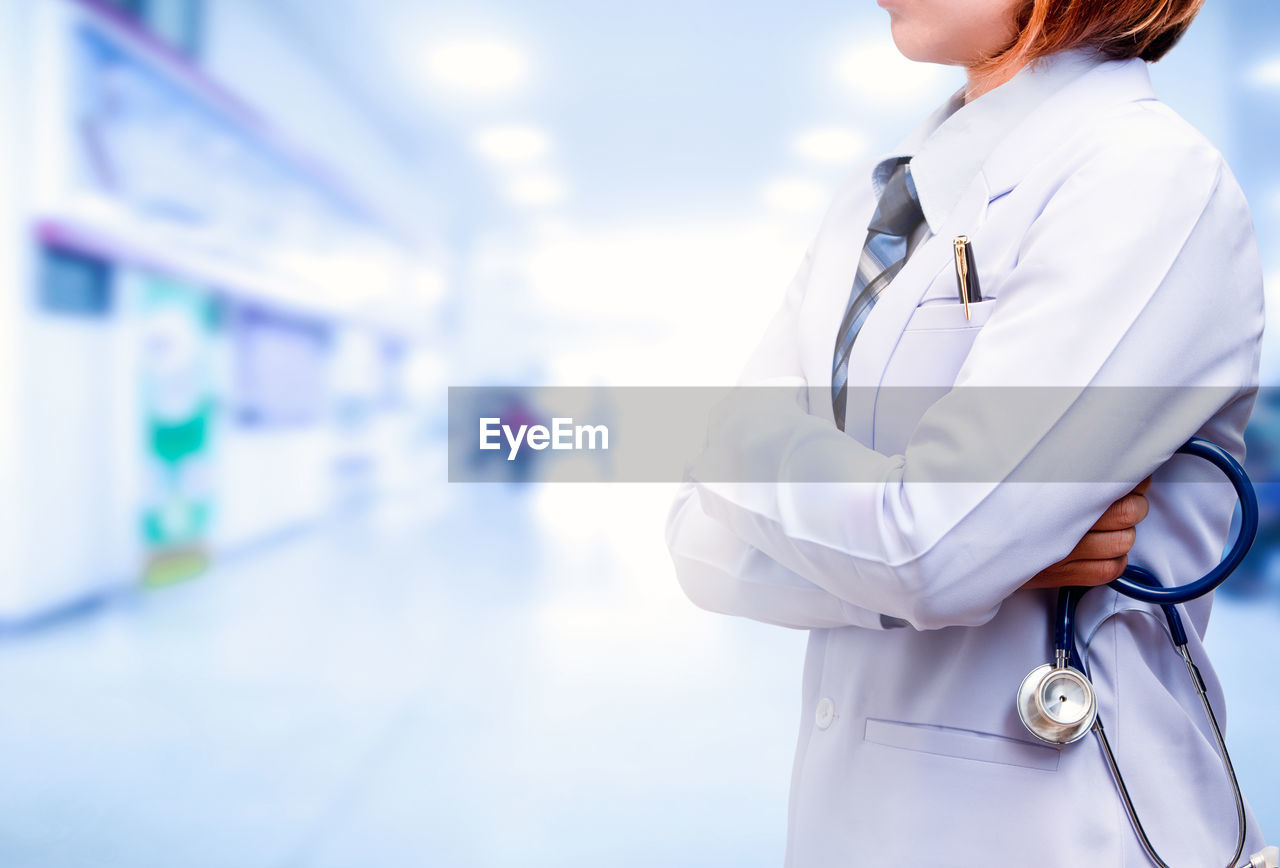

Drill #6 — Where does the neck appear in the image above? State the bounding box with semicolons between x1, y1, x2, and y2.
963;63;1022;105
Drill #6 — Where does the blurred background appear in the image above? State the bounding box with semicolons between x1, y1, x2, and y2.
0;0;1276;865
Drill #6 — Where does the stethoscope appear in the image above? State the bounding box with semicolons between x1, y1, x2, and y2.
1016;438;1267;868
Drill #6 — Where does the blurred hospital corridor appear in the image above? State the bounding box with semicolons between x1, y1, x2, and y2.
0;0;1278;863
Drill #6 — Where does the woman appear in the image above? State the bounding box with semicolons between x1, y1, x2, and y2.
665;0;1268;865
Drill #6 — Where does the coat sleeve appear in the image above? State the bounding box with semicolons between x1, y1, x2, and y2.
665;213;901;630
686;133;1263;631
666;477;889;629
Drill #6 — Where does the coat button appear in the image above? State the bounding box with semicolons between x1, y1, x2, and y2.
815;697;836;730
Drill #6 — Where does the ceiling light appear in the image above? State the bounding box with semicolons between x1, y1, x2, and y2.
508;172;566;207
411;266;447;304
424;39;528;98
762;177;827;214
474;125;551;165
794;127;868;165
1248;57;1280;88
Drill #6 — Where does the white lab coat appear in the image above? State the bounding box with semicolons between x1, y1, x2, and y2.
666;46;1267;866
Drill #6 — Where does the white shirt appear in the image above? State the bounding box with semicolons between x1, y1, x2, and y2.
666;45;1267;866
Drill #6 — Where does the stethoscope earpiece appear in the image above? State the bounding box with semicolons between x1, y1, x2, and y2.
1016;657;1096;745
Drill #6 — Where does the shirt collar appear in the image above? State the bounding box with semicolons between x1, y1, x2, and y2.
870;44;1111;233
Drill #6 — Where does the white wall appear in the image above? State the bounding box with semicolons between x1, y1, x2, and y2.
200;0;437;247
0;0;32;611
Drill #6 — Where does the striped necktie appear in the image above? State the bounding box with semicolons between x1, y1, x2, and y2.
831;156;926;431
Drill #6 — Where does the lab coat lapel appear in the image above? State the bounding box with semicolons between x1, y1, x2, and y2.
838;57;1158;448
984;57;1155;198
840;173;990;448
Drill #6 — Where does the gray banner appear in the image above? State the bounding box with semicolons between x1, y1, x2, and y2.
448;385;1280;484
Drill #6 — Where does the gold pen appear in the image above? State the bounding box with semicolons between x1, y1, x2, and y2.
953;235;972;321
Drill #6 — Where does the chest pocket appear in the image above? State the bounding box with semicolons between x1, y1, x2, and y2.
873;279;998;452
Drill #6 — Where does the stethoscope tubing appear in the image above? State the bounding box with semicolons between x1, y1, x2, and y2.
1107;438;1259;605
1079;570;1248;868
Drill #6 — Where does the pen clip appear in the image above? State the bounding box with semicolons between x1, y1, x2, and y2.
953;236;971;321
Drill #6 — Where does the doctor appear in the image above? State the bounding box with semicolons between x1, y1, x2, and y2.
665;0;1267;865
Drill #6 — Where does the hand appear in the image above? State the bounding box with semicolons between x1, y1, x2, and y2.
1020;477;1153;590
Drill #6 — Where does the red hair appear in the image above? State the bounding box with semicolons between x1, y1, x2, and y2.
968;0;1206;99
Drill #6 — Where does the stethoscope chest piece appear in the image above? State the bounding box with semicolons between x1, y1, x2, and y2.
1017;660;1096;745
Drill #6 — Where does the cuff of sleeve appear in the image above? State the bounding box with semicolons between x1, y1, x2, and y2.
835;600;910;631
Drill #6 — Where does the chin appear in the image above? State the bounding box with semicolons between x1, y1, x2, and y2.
888;21;944;63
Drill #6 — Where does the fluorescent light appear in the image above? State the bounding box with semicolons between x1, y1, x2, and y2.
794;127;868;165
411;265;447;304
474;124;552;166
762;177;827;214
1249;57;1280;87
836;40;951;103
424;39;528;98
508;172;567;207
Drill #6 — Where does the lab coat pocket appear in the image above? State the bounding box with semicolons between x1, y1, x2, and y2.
874;299;998;450
863;718;1060;771
887;298;997;386
903;297;997;331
